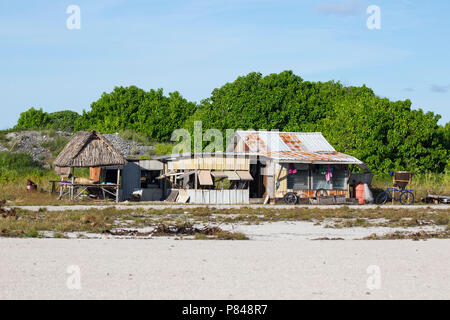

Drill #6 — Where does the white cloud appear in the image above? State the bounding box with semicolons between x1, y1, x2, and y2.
430;84;450;93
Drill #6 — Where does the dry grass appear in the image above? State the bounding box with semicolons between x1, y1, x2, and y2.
0;208;117;237
193;231;248;240
215;232;249;240
0;206;253;240
362;229;450;240
0;206;449;239
0;172;117;205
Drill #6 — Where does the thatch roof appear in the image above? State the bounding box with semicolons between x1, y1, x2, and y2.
54;131;127;168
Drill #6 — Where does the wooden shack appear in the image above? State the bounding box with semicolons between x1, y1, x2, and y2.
155;153;256;204
53;130;127;202
227;130;369;202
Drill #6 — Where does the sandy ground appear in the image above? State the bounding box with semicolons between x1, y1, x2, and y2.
0;238;449;300
229;221;445;240
9;204;449;211
83;221;444;241
38;220;445;241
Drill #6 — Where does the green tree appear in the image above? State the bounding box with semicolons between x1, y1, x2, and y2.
47;110;81;132
315;95;447;173
136;89;196;141
186;71;447;173
14;108;81;132
78;86;147;132
77;86;196;141
14;107;50;130
12;71;449;174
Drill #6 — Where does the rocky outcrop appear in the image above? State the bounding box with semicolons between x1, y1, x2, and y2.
103;133;155;158
0;130;155;166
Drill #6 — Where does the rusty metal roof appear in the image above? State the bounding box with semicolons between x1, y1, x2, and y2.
232;130;362;164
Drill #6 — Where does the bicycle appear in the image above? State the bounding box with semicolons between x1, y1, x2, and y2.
375;185;415;205
283;191;313;205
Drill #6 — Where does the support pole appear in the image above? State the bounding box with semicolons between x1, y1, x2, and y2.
116;168;121;203
195;170;198;190
70;167;75;201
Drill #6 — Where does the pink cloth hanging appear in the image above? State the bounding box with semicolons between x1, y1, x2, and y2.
288;163;297;174
325;164;333;182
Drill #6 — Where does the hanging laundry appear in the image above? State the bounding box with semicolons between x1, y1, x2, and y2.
288;163;297;174
325;164;333;182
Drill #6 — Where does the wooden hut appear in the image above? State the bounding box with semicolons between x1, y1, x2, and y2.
54;131;127;202
226;130;366;203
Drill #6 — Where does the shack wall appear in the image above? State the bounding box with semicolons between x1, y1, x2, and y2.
121;161;141;201
168;155;250;171
186;189;250;204
121;160;164;201
274;163;350;198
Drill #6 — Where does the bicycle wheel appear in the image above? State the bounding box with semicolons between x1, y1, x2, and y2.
375;192;388;205
315;189;329;198
400;191;415;205
283;192;298;205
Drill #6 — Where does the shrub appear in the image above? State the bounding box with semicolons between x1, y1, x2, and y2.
14;108;50;130
0;152;40;170
47;111;81;132
40;136;70;157
155;143;173;155
15;108;81;132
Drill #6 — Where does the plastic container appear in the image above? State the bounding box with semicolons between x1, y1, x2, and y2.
355;184;365;205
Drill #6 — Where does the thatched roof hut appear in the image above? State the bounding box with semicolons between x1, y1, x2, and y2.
54;131;126;168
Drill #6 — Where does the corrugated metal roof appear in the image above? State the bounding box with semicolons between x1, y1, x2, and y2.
233;130;362;164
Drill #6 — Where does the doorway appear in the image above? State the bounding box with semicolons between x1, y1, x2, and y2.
249;160;266;198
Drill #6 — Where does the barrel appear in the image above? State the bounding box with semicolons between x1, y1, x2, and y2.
26;179;37;192
355;184;365;205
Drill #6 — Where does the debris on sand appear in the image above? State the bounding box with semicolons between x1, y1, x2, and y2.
312;237;345;241
151;223;223;236
104;229;153;237
105;223;248;240
0;200;16;219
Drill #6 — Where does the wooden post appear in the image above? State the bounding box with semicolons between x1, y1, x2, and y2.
309;164;312;191
163;169;167;197
194;170;198;190
116;168;121;203
346;165;349;198
392;173;395;205
70;167;75;200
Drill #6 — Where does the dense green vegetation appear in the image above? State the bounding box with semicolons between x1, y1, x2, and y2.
15;109;81;132
74;86;196;142
12;71;449;173
188;71;448;173
0;151;51;183
0;152;39;170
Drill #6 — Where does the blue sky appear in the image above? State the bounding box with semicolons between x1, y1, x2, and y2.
0;0;449;129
